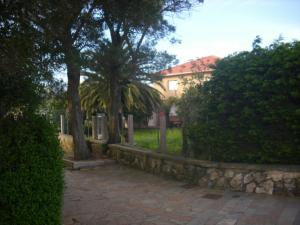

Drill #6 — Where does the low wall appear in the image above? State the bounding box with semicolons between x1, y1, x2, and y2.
59;134;107;158
58;134;74;155
109;144;300;196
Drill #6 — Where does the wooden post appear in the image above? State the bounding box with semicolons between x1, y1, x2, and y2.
60;115;65;134
128;114;134;145
159;111;167;153
92;115;97;139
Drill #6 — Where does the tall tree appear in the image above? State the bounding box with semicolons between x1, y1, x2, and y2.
86;0;202;143
29;1;102;159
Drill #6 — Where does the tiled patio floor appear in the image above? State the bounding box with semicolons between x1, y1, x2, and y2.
63;164;300;225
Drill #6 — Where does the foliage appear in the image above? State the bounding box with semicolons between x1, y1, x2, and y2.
39;78;67;125
134;128;182;154
0;1;53;117
80;74;161;121
27;0;105;159
81;0;201;143
180;39;300;164
161;96;180;126
0;113;64;225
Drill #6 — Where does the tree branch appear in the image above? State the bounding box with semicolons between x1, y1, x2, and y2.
72;3;96;42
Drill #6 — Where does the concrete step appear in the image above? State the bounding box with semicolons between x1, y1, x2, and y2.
64;158;115;170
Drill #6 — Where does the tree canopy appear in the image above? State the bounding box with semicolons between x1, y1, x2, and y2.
75;0;202;143
0;1;53;117
1;0;203;158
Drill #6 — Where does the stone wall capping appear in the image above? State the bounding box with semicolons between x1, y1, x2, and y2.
108;144;300;172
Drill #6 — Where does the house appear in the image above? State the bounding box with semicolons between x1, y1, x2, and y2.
148;55;219;127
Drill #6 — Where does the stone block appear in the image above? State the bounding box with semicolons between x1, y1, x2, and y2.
230;173;243;191
209;171;220;180
255;180;274;195
243;172;254;184
273;181;284;194
284;178;296;191
216;177;225;188
283;172;300;180
246;182;256;193
224;170;235;178
253;172;265;183
266;171;283;182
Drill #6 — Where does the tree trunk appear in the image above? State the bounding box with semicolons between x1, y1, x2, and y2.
107;77;122;144
65;48;90;160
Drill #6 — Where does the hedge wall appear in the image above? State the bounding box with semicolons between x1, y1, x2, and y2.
0;114;64;225
180;39;300;164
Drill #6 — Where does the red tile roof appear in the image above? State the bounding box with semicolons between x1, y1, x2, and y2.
160;55;219;75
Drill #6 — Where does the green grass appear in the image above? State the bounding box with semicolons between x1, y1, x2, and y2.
134;128;182;155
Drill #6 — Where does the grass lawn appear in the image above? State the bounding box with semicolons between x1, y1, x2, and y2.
134;128;182;155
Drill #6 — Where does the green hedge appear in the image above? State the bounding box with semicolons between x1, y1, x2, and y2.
180;39;300;164
0;114;64;225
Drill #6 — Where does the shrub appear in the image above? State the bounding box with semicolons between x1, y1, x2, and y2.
180;39;300;164
0;113;64;225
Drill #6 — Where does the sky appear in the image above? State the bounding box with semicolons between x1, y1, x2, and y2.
157;0;300;63
56;0;300;81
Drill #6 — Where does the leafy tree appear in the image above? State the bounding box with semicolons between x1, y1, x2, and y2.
39;78;67;125
0;3;64;223
28;0;102;159
85;0;202;143
0;1;52;117
8;0;202;151
181;38;300;164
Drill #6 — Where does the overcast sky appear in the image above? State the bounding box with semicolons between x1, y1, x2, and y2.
157;0;300;63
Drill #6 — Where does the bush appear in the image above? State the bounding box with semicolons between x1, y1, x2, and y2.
180;39;300;164
0;113;64;225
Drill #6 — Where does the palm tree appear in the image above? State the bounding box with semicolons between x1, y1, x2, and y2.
79;73;162;124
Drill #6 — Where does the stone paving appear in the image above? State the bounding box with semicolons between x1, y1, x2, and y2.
63;164;300;225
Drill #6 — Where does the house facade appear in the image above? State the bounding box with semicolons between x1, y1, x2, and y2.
148;55;219;127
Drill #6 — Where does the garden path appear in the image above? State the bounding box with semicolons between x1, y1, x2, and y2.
63;164;300;225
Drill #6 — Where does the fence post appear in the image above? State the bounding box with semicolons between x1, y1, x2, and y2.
92;115;97;139
159;111;167;153
60;114;65;134
128;114;134;145
101;114;108;141
97;114;101;139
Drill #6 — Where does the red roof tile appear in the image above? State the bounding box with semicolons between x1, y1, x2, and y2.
160;55;219;75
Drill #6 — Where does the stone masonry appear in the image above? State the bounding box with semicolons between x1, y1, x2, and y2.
109;144;300;196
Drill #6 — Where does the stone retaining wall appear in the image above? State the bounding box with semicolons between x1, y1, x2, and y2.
59;134;107;158
109;144;300;196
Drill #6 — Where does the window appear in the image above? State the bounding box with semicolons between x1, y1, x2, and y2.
168;80;178;91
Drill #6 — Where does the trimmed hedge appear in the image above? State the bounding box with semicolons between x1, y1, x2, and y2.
0;113;63;225
180;39;300;164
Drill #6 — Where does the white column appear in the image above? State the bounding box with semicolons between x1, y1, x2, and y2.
60;115;65;134
92;115;97;139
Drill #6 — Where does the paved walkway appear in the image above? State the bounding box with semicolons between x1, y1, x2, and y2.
63;164;300;225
